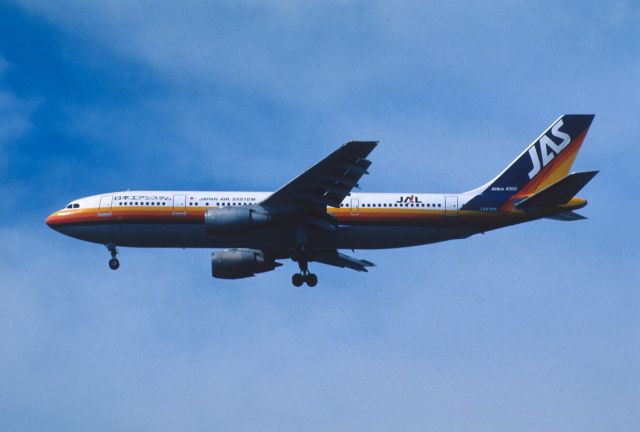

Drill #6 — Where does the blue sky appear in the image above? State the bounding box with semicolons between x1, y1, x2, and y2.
1;1;638;430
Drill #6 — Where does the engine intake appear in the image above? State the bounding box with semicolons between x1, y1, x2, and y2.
205;206;271;235
211;249;280;279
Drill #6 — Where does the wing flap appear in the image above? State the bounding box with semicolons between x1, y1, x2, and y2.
313;250;375;272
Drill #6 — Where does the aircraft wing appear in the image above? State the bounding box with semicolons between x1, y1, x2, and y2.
260;141;377;212
313;250;375;272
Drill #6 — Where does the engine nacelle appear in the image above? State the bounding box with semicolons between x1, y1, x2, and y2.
211;249;280;279
204;206;271;235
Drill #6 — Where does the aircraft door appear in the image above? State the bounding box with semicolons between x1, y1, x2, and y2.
98;196;112;216
445;196;458;216
172;195;186;215
350;198;359;215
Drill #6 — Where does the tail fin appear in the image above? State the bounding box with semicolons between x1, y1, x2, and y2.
462;114;595;211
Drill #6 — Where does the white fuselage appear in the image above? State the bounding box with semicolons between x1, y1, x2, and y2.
47;190;491;251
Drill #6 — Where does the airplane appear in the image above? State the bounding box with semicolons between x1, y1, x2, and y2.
46;114;598;286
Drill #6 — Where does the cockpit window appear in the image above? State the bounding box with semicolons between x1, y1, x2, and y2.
73;204;80;208
66;204;72;209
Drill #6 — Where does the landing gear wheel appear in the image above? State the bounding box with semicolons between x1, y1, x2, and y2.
305;273;318;287
292;273;304;287
106;243;119;270
108;258;120;270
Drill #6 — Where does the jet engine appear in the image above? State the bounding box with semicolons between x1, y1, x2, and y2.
205;206;271;235
211;249;281;279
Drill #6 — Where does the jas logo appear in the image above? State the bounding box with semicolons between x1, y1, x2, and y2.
396;194;422;204
527;119;571;179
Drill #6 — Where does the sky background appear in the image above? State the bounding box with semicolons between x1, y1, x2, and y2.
1;1;639;430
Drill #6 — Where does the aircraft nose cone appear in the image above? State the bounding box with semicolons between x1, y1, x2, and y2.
46;212;62;231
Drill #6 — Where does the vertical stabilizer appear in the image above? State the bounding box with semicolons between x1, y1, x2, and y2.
462;114;594;211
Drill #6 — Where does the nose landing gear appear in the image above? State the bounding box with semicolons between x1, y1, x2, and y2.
106;243;120;270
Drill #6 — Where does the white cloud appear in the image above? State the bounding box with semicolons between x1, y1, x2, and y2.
0;57;36;155
13;1;640;193
15;0;633;112
1;215;638;430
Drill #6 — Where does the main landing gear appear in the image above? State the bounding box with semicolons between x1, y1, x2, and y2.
106;243;120;270
292;254;317;287
292;272;318;287
291;224;318;287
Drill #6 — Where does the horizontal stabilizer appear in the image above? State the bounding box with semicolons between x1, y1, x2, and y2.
516;171;598;210
545;211;588;221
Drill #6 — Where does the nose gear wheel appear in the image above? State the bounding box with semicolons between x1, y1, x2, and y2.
106;243;120;271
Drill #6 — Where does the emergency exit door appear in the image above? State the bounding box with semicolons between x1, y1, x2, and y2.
350;198;359;215
173;195;186;215
98;196;112;216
